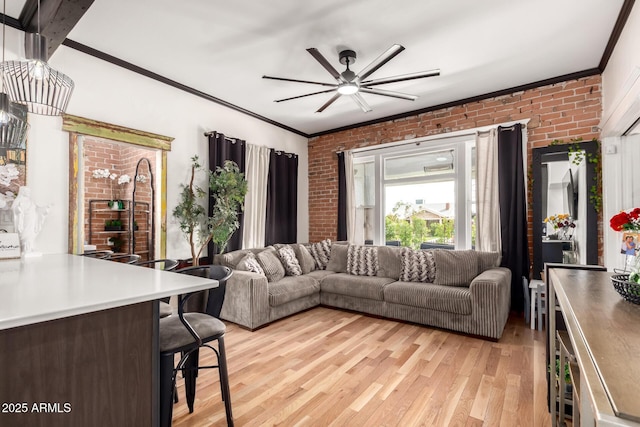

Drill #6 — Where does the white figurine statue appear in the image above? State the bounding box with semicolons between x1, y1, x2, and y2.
11;186;50;257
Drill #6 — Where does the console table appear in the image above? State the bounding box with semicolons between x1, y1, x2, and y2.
548;267;640;426
0;254;217;427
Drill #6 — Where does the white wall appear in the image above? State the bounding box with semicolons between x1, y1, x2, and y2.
601;4;640;269
601;4;640;135
5;26;309;257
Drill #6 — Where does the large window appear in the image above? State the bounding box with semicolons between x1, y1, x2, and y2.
354;136;476;249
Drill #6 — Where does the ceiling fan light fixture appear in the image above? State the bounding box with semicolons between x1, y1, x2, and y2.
337;83;359;95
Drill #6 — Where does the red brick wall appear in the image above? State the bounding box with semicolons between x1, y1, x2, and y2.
308;75;603;264
83;137;157;258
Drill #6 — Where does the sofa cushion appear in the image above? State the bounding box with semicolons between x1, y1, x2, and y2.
268;275;320;306
347;244;379;276
276;245;302;276
377;246;402;280
400;248;436;283
293;244;316;274
320;273;395;300
326;243;349;273
215;249;252;269
236;252;265;275
256;247;286;282
477;251;502;274
309;239;332;270
307;270;337;281
433;250;478;287
384;281;472;315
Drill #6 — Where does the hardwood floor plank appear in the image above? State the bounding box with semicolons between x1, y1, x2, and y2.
170;309;552;426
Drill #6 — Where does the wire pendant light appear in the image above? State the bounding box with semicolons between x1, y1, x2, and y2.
0;0;29;149
1;0;74;116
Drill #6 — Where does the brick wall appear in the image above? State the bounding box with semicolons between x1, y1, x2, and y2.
308;75;603;264
83;137;157;258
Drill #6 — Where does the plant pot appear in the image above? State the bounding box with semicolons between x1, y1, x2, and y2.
105;225;122;231
108;200;120;210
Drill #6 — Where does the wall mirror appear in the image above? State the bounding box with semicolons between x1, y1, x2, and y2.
532;140;599;279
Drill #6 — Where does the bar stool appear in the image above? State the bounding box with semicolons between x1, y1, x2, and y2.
159;266;234;427
134;259;179;318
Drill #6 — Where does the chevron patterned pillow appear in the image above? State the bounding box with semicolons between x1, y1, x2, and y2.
277;244;303;276
347;245;379;276
400;247;436;283
309;239;332;270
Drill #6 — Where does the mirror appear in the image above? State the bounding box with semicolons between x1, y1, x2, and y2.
532;141;599;279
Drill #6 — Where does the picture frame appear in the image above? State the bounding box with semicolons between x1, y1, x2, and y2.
0;232;20;259
621;232;640;255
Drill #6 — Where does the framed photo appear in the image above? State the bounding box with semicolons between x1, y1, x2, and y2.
621;232;640;255
0;232;20;259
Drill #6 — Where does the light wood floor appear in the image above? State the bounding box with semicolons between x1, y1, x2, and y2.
172;308;551;427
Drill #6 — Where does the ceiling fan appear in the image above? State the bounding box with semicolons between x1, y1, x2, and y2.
263;44;440;113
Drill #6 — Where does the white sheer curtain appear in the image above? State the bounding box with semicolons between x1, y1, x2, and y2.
344;151;361;244
242;144;270;248
476;129;501;252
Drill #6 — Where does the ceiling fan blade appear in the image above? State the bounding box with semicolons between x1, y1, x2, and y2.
356;44;405;82
306;48;344;81
352;93;372;113
262;75;337;88
361;69;441;87
275;89;337;103
316;93;342;113
359;87;418;101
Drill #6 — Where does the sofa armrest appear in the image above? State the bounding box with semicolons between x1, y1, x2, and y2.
219;270;270;330
469;267;511;339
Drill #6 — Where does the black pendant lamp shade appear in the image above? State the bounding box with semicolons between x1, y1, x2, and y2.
1;33;74;116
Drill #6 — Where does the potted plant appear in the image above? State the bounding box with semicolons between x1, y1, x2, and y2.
104;219;123;231
108;236;125;253
173;156;248;317
173;156;248;265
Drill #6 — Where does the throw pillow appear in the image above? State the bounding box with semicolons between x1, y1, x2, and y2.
236;252;265;276
400;247;436;283
277;245;303;276
326;244;349;273
293;244;316;274
256;247;286;282
433;250;478;287
309;239;332;270
347;245;379;276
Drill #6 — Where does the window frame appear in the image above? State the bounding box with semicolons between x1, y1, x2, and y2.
353;135;476;249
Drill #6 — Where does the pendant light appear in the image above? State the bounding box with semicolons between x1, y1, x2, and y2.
0;0;29;149
1;0;74;116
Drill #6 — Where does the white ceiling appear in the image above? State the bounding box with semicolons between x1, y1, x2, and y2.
9;0;627;136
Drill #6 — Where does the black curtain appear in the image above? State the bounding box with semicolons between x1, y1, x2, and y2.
337;152;347;241
497;123;529;312
208;132;246;262
265;150;298;245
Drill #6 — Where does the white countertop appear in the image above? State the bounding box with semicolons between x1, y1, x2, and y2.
0;254;217;330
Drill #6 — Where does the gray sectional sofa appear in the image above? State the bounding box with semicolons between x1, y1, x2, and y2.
213;241;511;340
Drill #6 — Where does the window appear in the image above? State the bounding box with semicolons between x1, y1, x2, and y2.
354;136;475;249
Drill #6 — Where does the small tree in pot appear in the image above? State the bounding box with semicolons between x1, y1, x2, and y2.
173;156;248;266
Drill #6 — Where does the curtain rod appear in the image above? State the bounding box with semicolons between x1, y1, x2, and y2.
350;120;528;154
274;149;297;158
203;130;242;143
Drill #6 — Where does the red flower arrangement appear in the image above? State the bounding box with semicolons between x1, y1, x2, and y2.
609;208;640;231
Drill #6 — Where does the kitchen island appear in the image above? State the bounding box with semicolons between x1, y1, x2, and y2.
0;254;217;427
